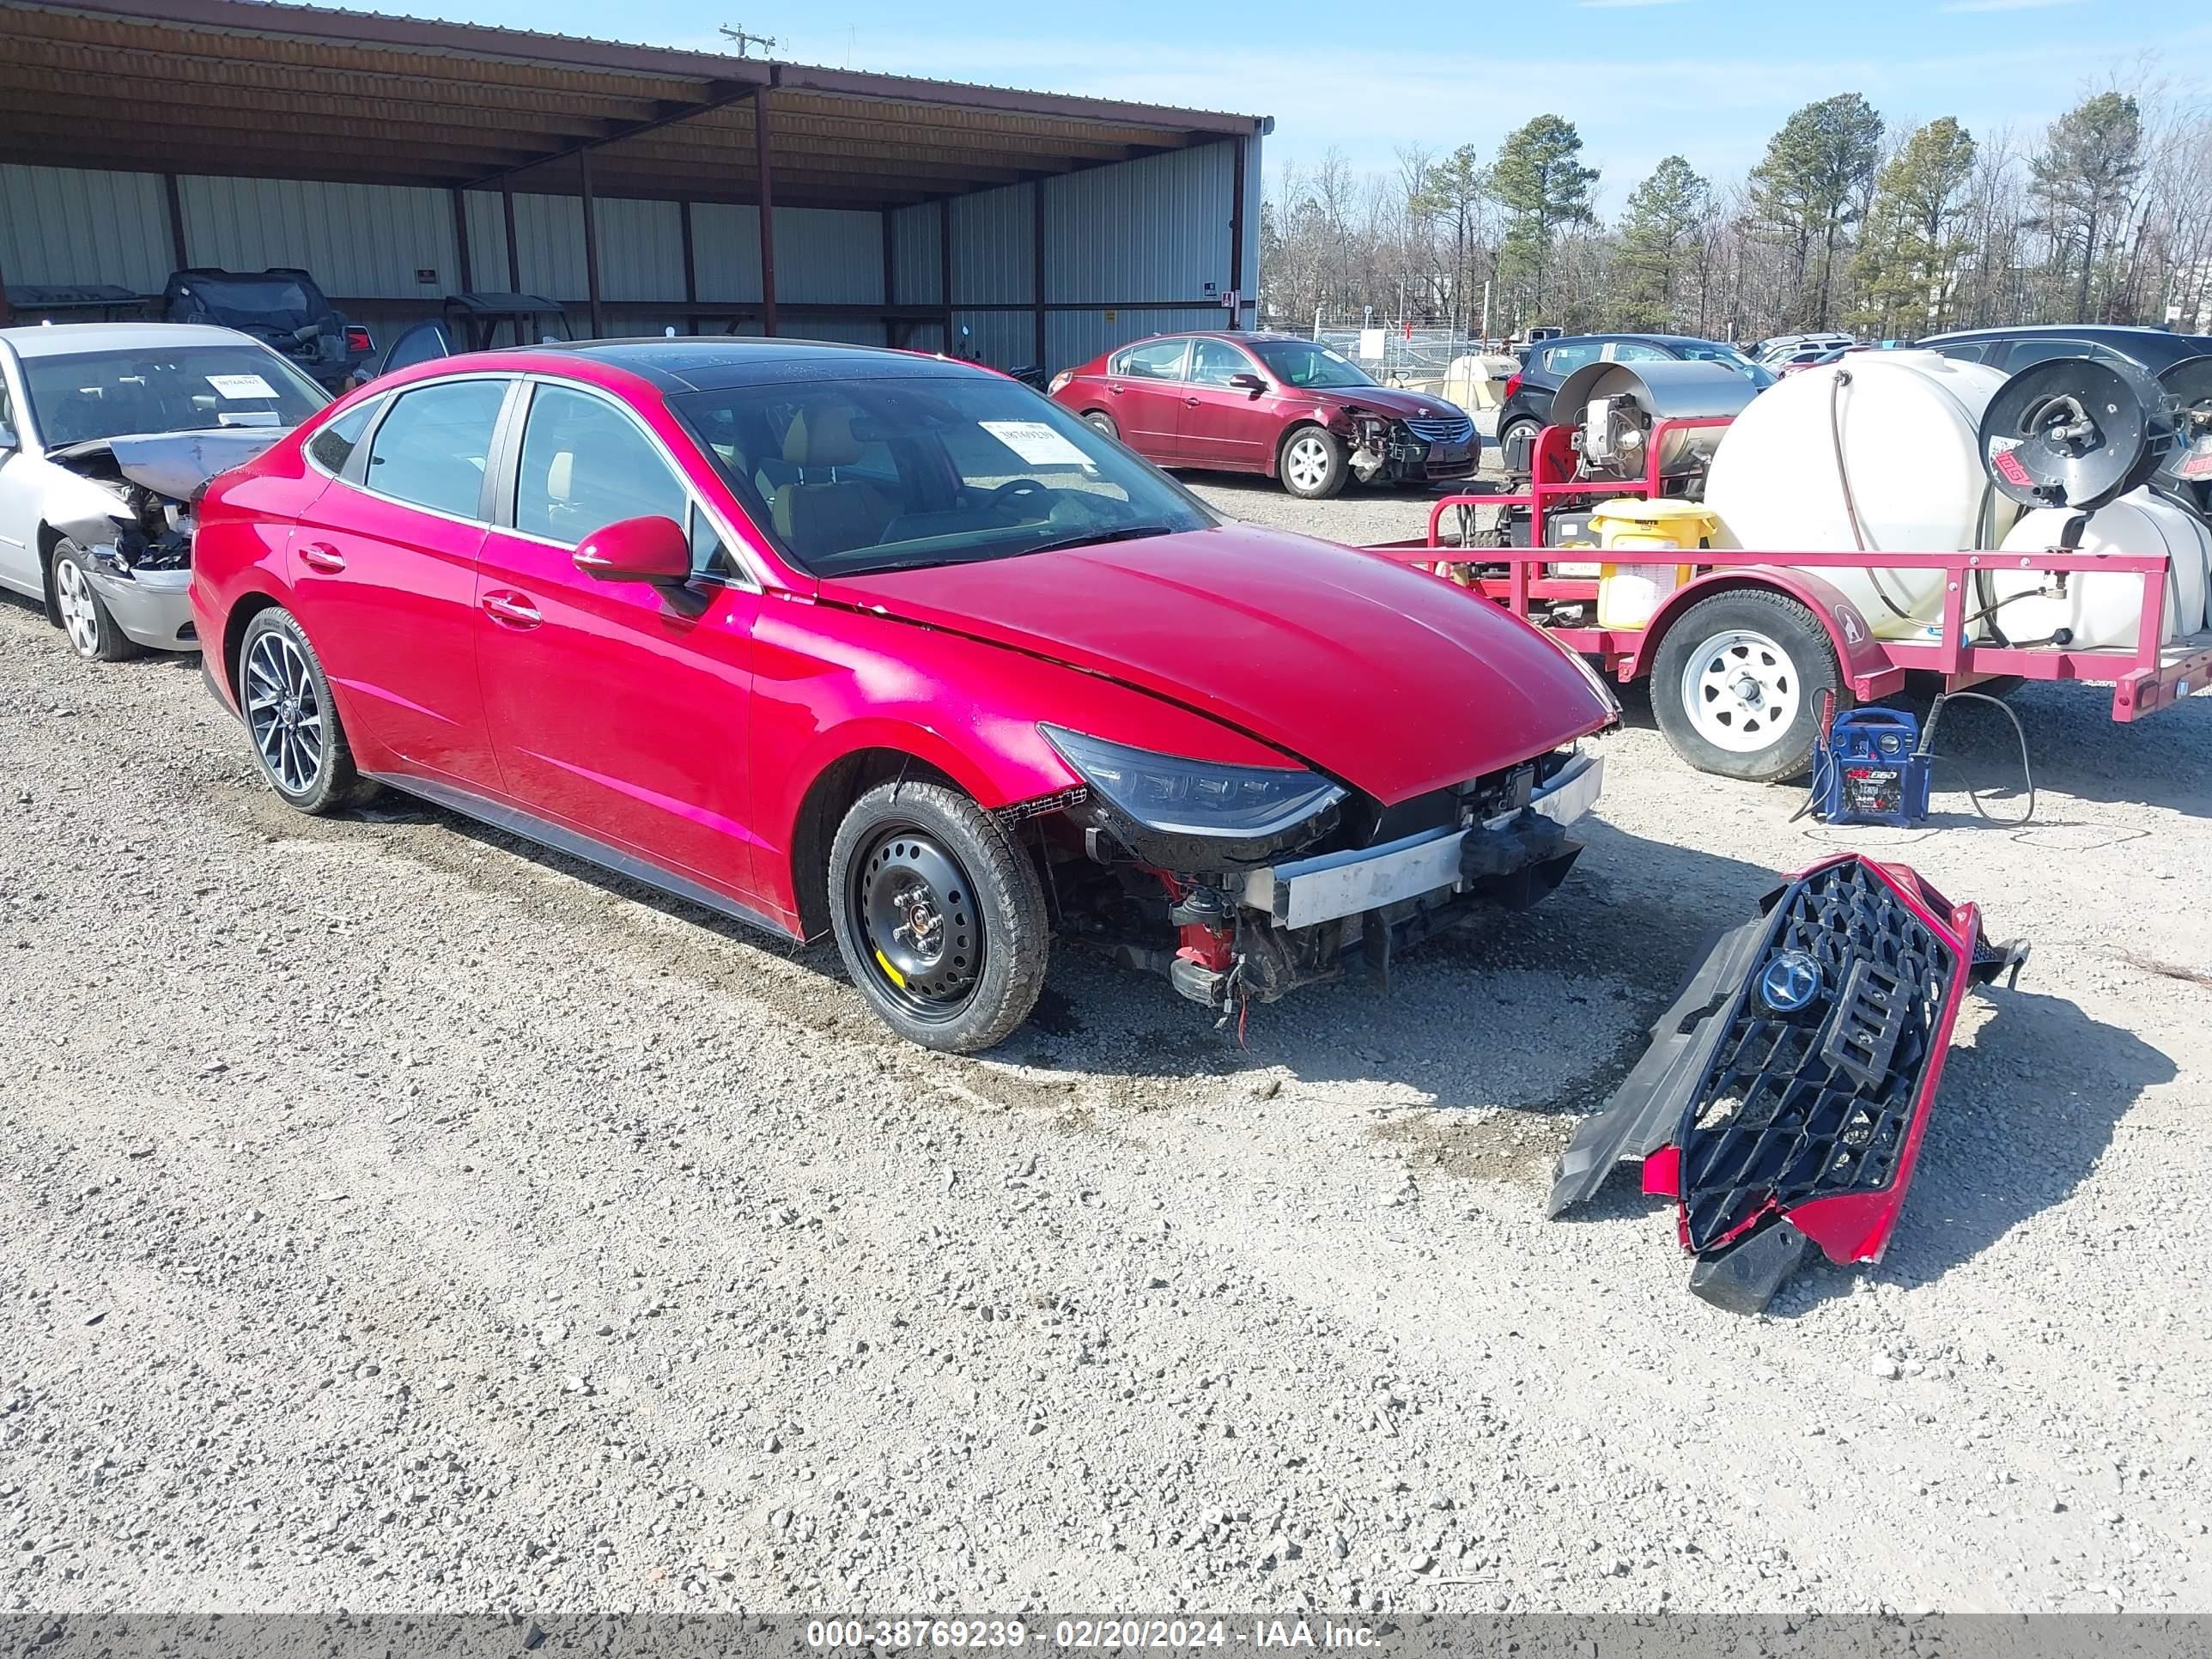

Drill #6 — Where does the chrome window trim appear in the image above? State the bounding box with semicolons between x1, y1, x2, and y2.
511;371;766;592
333;373;517;527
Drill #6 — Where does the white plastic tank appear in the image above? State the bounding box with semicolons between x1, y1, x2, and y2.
1990;489;2210;650
1705;351;2021;641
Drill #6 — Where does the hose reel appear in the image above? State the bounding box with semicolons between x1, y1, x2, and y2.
2157;355;2212;506
1978;356;2174;514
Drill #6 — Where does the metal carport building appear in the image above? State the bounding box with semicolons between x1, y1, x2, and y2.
0;0;1267;369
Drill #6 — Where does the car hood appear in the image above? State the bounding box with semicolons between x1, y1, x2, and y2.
817;524;1616;804
1299;386;1467;421
47;428;292;501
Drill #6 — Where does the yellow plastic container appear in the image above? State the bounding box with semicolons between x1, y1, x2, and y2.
1591;498;1717;629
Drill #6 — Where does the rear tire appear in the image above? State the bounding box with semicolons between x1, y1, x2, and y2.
52;540;143;662
1651;590;1844;783
1082;410;1119;440
827;780;1048;1054
1279;425;1348;500
237;607;377;815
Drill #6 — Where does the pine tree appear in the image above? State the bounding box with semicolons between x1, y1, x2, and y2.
1410;144;1490;335
1849;118;1978;337
1749;94;1884;328
1613;155;1711;331
1489;116;1598;326
2029;92;2146;320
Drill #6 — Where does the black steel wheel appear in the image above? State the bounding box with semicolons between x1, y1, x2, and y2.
237;607;375;814
827;780;1048;1052
854;825;984;1018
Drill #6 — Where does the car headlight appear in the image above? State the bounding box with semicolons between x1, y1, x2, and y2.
1048;370;1074;395
1042;726;1345;839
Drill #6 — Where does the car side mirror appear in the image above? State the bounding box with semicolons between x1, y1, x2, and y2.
573;514;692;584
1228;373;1267;396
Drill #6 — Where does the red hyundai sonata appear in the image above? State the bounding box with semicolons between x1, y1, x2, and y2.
191;340;1614;1051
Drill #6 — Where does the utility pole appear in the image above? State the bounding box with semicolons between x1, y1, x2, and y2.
718;22;778;56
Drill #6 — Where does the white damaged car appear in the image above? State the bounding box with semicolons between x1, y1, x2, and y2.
0;322;327;660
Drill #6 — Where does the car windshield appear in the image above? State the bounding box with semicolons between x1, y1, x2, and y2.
1674;342;1778;388
24;345;329;448
672;374;1216;578
174;276;322;329
1248;340;1378;389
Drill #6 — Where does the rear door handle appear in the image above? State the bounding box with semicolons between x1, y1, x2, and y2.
481;590;542;629
299;542;346;574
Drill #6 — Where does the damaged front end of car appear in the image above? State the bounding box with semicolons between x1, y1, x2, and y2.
1026;726;1604;1023
1333;404;1477;488
46;430;287;650
1548;854;2027;1314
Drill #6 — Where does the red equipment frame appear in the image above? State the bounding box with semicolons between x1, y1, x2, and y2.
1367;419;2212;723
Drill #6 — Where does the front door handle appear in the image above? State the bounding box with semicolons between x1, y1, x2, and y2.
1107;383;1126;394
1183;396;1201;407
481;590;542;629
299;542;346;574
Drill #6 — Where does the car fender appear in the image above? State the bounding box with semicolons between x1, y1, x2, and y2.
1625;564;1905;702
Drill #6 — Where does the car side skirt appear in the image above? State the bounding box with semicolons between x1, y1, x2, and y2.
363;770;799;943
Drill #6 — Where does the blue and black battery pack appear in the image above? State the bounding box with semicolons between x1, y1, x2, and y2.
1812;708;1931;828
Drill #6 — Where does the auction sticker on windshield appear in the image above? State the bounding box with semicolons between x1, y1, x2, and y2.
981;420;1093;469
207;374;278;400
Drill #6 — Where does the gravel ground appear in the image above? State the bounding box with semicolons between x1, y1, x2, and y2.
3;470;2209;1617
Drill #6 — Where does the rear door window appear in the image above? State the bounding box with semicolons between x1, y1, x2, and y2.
1115;339;1192;381
1540;342;1600;377
361;378;508;520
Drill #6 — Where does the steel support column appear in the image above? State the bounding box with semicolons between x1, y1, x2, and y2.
938;196;954;353
162;173;189;271
577;147;604;338
680;198;698;337
501;185;521;293
1031;179;1046;367
450;186;473;292
754;89;777;337
881;207;898;349
1228;135;1247;331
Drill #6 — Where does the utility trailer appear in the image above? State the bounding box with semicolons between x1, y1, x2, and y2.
1367;419;2212;781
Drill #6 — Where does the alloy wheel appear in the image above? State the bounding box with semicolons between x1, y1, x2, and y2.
1284;434;1331;493
244;629;327;795
1681;627;1801;755
851;824;983;1021
53;556;101;659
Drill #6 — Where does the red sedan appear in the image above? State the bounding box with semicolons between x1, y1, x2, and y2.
191;340;1613;1051
1048;331;1479;500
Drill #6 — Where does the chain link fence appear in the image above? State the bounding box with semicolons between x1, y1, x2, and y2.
1285;315;1514;387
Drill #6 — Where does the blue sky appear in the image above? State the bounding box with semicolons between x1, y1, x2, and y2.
360;0;2202;209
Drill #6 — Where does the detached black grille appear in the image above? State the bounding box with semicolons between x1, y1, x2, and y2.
1404;416;1474;445
1676;860;1958;1252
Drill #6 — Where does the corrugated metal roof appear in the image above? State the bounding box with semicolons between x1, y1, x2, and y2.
0;0;1264;211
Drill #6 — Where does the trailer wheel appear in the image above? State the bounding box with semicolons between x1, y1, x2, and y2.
1651;590;1843;783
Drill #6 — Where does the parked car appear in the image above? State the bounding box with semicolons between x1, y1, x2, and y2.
1752;331;1853;365
1494;335;1777;460
1916;324;2212;376
1048;331;1478;500
191;339;1616;1052
352;292;572;386
161;267;373;391
0;322;328;660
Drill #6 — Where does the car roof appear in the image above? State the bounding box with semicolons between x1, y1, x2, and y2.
0;321;263;360
419;336;1012;395
1918;324;2212;362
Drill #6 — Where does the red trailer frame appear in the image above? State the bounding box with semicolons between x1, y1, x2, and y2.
1367;419;2212;724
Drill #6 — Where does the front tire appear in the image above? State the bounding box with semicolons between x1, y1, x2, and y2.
52;540;142;662
237;607;375;815
1278;425;1348;500
827;780;1048;1053
1082;410;1119;440
1651;590;1844;782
